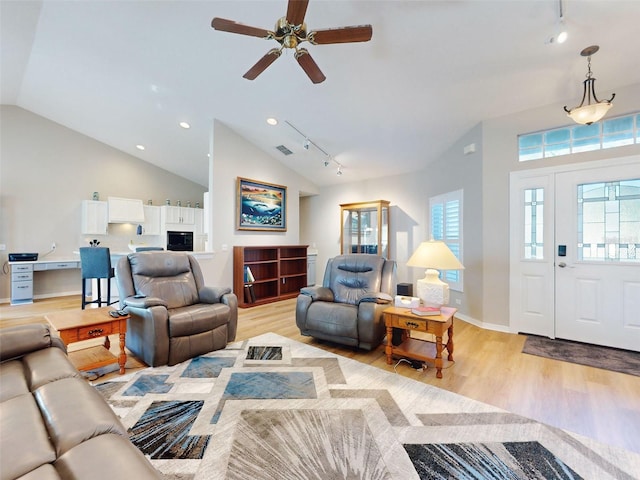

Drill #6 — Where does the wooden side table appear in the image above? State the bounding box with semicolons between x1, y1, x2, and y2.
384;306;456;378
45;307;128;374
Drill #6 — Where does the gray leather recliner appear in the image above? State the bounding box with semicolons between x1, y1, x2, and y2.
296;254;396;350
115;252;237;367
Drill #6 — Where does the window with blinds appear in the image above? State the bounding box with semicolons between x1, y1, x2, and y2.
429;189;463;292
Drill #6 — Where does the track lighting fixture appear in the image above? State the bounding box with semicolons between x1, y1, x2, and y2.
547;0;568;45
284;120;344;173
564;45;615;125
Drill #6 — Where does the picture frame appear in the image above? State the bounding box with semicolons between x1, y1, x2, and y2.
237;177;287;231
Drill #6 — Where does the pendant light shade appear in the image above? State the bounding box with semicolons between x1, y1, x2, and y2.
564;45;615;125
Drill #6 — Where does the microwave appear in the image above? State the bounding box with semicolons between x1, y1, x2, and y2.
167;231;193;251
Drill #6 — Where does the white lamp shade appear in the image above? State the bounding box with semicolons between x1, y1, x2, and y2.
407;241;464;271
407;241;464;307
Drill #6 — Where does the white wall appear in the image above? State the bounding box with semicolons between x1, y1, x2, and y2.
481;82;640;329
300;123;485;322
301;83;640;330
196;120;318;288
0;106;206;301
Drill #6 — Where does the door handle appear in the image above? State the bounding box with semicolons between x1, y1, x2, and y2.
558;262;567;268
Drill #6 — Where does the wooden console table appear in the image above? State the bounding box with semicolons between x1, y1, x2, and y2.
384;306;456;378
45;307;128;374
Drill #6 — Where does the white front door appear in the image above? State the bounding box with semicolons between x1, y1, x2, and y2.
554;163;640;351
510;156;640;351
509;173;555;337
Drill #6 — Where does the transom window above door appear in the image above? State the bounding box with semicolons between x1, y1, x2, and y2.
518;112;639;162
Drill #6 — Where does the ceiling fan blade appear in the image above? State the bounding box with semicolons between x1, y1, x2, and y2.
295;49;326;84
309;25;373;44
211;17;271;38
243;49;282;80
286;0;309;26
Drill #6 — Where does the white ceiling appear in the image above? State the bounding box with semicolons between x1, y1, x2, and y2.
2;1;639;188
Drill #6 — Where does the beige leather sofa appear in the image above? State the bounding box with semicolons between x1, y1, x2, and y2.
115;252;237;367
0;324;160;480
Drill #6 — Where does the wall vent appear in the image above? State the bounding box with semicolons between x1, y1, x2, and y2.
276;145;293;156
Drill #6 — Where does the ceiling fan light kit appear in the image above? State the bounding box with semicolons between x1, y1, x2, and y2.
563;45;615;125
211;0;372;83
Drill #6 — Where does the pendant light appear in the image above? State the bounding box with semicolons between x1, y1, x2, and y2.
563;45;615;125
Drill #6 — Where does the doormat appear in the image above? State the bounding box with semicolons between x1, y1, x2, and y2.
523;335;640;377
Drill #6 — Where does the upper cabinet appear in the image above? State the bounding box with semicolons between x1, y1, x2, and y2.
141;205;161;235
161;205;195;226
340;200;390;258
81;200;108;235
107;197;145;223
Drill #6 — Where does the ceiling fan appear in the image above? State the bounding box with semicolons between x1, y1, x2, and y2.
211;0;372;84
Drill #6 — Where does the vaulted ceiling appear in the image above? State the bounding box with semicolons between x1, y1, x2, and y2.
2;1;639;188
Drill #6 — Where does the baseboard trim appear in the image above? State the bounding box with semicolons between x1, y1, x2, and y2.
456;312;511;334
1;291;80;306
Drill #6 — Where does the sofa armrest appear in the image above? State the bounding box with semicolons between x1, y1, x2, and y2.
0;324;66;362
122;296;168;309
358;292;393;305
299;286;334;302
199;286;232;304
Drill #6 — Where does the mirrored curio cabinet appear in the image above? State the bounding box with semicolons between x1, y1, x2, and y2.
340;200;390;258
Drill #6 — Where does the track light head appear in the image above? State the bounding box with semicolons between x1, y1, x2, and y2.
324;159;329;167
303;138;310;150
336;166;343;176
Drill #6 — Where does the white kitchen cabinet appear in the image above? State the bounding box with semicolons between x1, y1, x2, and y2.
141;205;161;235
161;205;195;226
194;208;204;234
107;196;145;223
81;200;108;235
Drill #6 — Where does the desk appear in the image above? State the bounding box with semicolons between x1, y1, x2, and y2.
384;306;456;378
9;259;80;305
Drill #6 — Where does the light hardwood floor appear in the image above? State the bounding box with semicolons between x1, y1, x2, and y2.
2;295;639;455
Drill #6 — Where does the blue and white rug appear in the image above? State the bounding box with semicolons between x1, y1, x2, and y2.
95;333;640;479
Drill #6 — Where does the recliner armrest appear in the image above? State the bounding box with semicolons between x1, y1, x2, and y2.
122;296;168;309
300;286;334;302
199;286;232;304
358;292;393;305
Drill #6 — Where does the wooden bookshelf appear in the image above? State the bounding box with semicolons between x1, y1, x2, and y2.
233;245;308;308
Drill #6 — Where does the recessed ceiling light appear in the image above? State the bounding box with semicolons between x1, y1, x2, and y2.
136;144;145;151
266;117;278;126
179;121;190;129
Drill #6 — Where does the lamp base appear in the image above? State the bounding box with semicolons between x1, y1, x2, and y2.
416;269;449;307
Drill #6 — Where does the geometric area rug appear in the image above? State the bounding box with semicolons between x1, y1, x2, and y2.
94;333;640;480
523;334;640;377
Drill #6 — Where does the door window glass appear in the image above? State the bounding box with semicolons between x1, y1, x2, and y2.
577;179;640;261
524;188;544;259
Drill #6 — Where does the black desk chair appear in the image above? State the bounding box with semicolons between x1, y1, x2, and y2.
80;247;116;309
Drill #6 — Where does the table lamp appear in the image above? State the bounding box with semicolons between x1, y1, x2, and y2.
406;240;464;307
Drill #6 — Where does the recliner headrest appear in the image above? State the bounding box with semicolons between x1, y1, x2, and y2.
128;252;191;277
337;264;373;273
